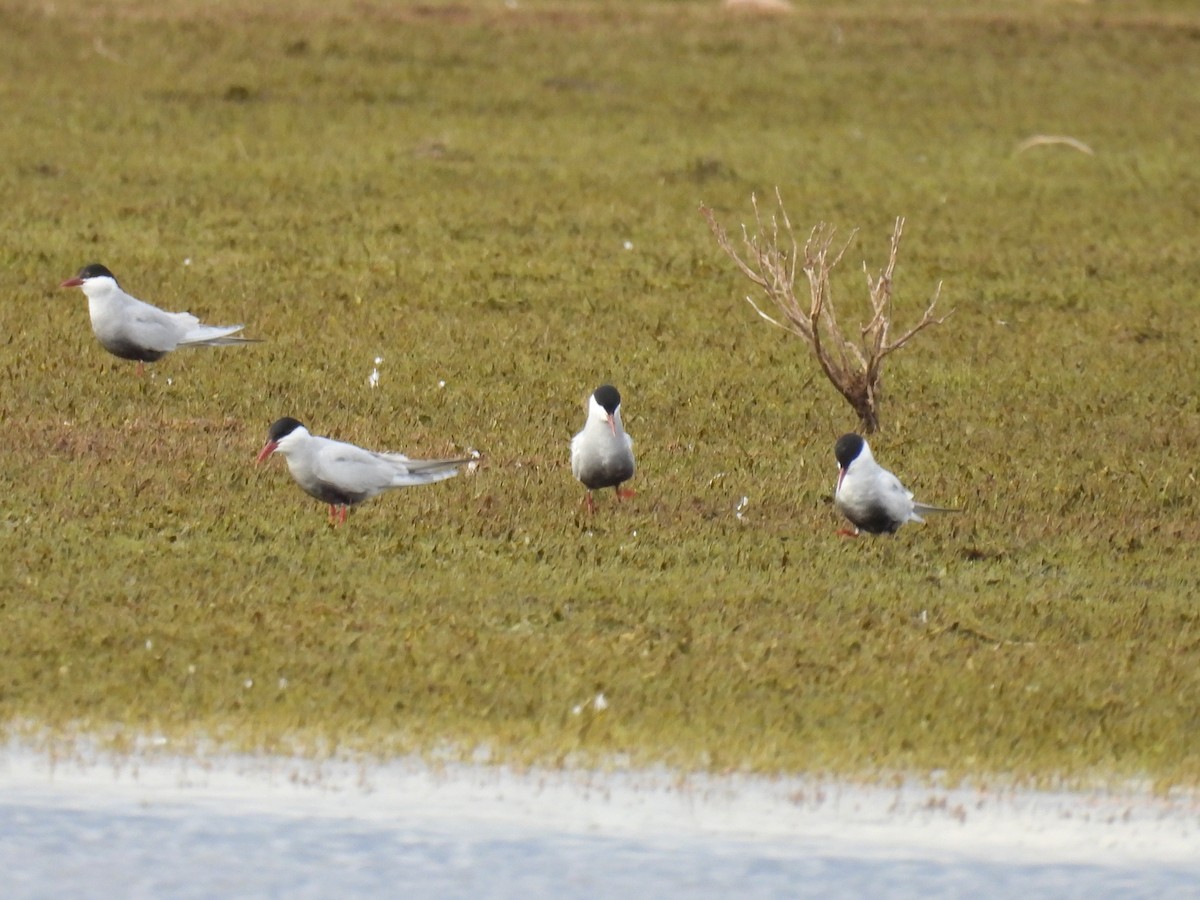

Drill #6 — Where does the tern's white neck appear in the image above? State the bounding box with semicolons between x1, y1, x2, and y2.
584;395;623;435
274;425;314;457
79;276;131;333
79;276;122;303
850;440;877;470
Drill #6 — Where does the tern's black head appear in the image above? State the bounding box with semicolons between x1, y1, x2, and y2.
592;384;622;414
834;433;866;469
266;417;305;442
75;263;117;282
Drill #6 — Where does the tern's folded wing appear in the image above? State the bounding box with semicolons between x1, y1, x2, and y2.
313;440;397;497
123;304;195;353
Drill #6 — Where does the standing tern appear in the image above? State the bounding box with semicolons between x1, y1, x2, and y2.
256;417;472;525
570;384;636;514
834;433;955;536
59;263;256;374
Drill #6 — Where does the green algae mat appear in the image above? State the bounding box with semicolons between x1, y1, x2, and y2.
2;0;1198;784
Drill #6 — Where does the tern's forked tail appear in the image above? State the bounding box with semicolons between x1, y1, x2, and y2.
379;454;474;487
179;323;258;347
912;502;959;516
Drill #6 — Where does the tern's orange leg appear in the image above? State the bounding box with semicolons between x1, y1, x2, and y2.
836;527;861;538
615;486;637;501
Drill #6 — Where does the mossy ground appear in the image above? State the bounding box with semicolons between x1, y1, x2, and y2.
1;1;1198;784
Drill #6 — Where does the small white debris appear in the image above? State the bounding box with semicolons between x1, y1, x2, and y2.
467;449;481;474
735;495;750;520
573;693;609;715
144;639;153;650
243;678;253;689
278;677;289;690
622;240;634;250
183;257;192;266
374;356;383;365
708;472;727;487
438;380;446;389
187;664;196;675
166;378;173;386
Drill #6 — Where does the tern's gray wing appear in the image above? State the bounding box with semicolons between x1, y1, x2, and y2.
882;471;915;502
120;294;249;350
312;439;399;500
97;294;195;354
879;470;918;518
129;308;194;351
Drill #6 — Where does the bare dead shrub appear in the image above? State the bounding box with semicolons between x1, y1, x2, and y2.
701;191;951;433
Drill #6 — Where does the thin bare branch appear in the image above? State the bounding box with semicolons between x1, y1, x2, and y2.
702;196;953;433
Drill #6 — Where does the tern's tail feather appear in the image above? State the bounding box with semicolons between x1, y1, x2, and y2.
913;502;959;516
381;454;473;486
179;323;257;347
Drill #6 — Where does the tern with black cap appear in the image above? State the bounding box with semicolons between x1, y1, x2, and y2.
570;384;636;514
59;263;256;375
256;417;472;525
834;433;956;535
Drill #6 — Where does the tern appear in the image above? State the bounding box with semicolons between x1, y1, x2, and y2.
834;433;955;535
256;417;472;525
59;263;255;374
570;384;636;514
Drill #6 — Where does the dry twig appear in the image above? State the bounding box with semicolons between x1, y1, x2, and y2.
701;190;951;432
1014;134;1095;155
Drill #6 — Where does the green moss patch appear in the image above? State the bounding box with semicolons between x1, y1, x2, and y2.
1;0;1198;784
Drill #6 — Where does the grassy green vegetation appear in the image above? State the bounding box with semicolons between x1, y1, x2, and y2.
1;0;1198;785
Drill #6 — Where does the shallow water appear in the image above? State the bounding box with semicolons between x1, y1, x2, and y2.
5;802;1195;899
3;747;1197;899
